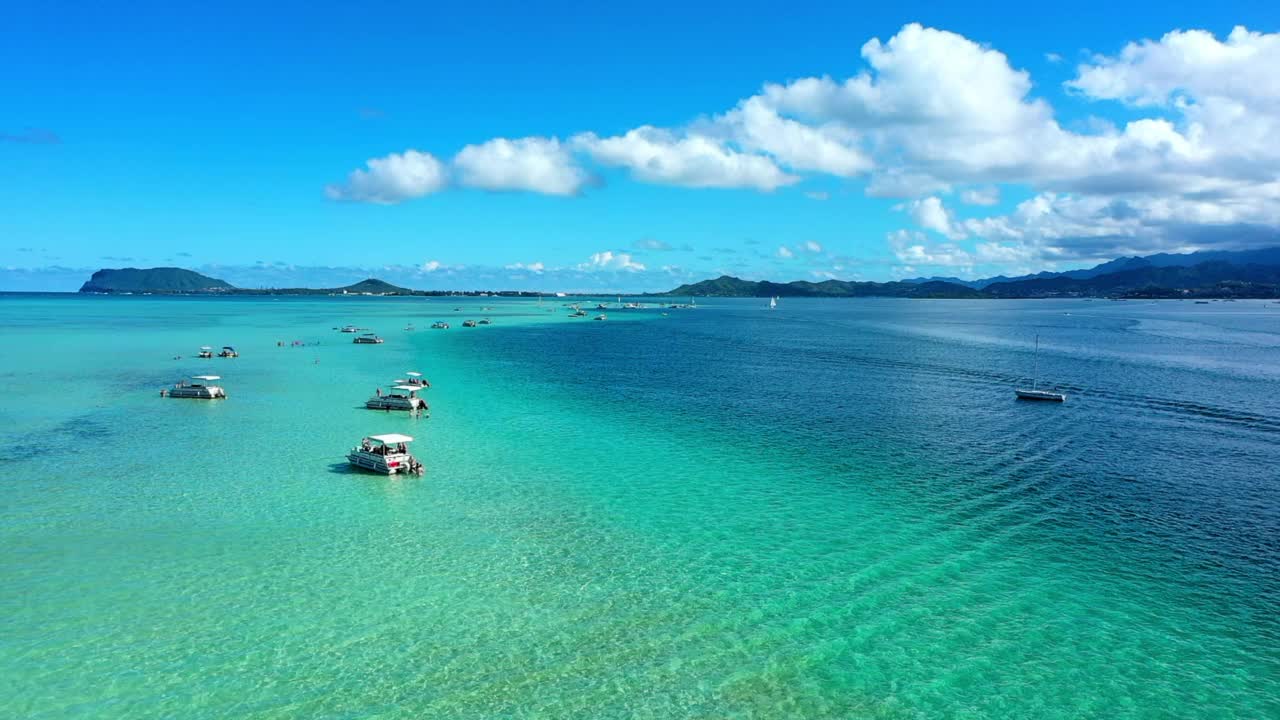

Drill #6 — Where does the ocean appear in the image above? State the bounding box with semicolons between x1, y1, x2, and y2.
2;294;1277;718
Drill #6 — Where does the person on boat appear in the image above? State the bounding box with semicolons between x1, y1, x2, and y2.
376;388;381;397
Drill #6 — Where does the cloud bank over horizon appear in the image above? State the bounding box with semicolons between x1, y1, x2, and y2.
323;23;1280;280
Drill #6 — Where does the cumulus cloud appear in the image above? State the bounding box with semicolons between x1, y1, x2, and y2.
572;127;797;191
322;23;1280;276
453;137;588;195
577;251;646;272
888;229;974;269
326;150;448;204
715;96;872;176
804;191;831;201
960;186;1000;206
904;196;967;239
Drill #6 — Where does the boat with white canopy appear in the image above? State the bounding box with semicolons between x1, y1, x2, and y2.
353;332;383;344
365;386;428;413
197;346;214;358
395;371;430;388
348;433;424;475
163;375;227;399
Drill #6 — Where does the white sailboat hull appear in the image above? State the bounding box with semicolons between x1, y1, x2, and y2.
1015;389;1066;402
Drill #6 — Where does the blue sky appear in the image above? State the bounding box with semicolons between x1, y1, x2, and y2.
3;1;1278;291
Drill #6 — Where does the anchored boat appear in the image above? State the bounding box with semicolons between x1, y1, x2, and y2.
365;386;428;413
353;332;384;344
348;434;424;475
340;325;360;333
462;320;477;327
218;346;239;358
197;346;214;358
163;375;227;399
430;321;450;329
396;371;430;388
1015;334;1066;402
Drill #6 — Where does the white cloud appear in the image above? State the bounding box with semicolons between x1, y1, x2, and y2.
715;96;872;176
804;191;830;201
904;196;966;239
577;251;646;272
420;260;443;272
320;24;1280;276
803;240;824;254
1068;26;1280;108
453;137;588;195
888;229;974;268
573;127;798;191
777;246;794;258
504;261;545;273
960;186;1000;206
1045;52;1063;64
326;150;448;204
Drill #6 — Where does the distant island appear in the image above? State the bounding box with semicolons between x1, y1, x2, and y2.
78;268;543;297
78;246;1280;299
80;267;236;294
663;247;1280;299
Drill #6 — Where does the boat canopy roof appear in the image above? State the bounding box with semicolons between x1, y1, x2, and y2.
192;375;221;381
222;346;235;350
391;385;419;392
200;345;212;350
369;433;413;445
405;371;422;377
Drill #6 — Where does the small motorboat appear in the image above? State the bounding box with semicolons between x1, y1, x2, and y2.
569;310;587;318
353;332;384;344
339;325;360;333
594;314;607;321
365;386;429;414
596;303;609;310
348;433;424;475
477;318;492;325
197;346;214;359
431;321;450;329
462;320;477;328
162;375;227;399
218;346;238;358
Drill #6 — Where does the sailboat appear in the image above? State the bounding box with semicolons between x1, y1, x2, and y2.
1015;334;1066;402
769;296;777;310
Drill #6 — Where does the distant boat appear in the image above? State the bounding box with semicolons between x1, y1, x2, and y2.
218;346;238;358
197;346;213;359
1015;334;1066;402
162;375;226;399
769;296;777;310
339;325;359;333
353;332;384;344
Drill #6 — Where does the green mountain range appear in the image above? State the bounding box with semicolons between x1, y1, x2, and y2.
666;253;1280;299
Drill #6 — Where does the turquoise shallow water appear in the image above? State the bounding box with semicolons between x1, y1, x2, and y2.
2;295;1278;718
